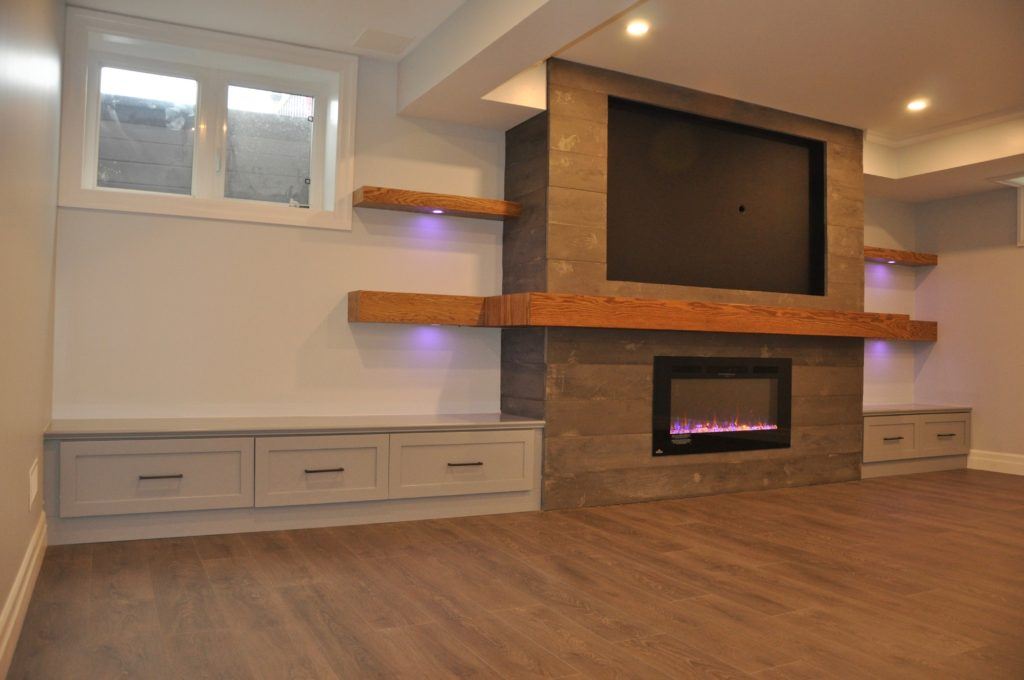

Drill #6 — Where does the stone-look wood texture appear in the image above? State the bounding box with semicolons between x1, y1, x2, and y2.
504;113;549;294
501;60;869;510
540;329;863;508
544;59;865;311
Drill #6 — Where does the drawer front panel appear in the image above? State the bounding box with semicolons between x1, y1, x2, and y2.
863;417;918;463
60;437;254;518
920;417;970;456
389;430;535;499
255;434;388;507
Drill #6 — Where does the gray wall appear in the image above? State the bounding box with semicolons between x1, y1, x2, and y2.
915;188;1023;456
0;0;63;672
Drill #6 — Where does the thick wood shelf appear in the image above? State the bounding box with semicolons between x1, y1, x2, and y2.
864;246;938;267
353;186;521;221
348;291;938;342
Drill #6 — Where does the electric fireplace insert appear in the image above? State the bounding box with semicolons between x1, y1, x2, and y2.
652;356;792;456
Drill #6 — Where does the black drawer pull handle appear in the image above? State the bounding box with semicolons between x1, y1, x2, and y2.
447;461;484;467
882;436;904;442
936;433;957;438
139;474;183;480
305;467;345;474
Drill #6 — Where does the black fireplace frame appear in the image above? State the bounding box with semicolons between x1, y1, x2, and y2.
652;356;792;456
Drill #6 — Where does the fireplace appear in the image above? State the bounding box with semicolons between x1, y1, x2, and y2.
652;356;792;456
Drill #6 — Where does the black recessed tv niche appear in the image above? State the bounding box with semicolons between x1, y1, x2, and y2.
606;97;826;296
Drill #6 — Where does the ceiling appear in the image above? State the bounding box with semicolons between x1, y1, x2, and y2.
70;0;465;59
865;154;1024;203
560;0;1024;143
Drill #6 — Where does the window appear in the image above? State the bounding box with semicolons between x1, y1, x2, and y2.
97;68;197;195
225;86;314;206
59;8;356;230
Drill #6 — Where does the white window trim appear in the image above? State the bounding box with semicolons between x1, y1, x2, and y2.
59;8;357;231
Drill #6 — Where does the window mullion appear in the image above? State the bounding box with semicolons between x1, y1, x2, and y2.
192;70;227;199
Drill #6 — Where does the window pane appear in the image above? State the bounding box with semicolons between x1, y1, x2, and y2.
225;85;314;205
97;67;197;195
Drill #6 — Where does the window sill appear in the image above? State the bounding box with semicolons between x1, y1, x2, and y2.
58;187;352;231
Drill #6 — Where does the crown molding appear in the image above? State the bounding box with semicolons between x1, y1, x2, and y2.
866;108;1024;149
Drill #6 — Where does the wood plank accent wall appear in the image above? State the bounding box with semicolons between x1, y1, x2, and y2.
500;60;871;509
504;114;550;292
533;328;864;508
541;59;866;312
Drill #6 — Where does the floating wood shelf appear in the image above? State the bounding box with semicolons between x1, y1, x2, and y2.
353;186;521;221
348;291;938;342
864;246;938;267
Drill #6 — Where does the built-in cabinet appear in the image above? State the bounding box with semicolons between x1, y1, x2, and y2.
862;405;970;478
45;415;543;543
57;427;538;519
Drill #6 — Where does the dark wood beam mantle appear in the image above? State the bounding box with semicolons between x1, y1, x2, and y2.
348;290;937;341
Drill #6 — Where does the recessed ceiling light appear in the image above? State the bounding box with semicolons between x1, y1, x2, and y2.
906;98;929;112
626;19;650;37
887;260;897;264
431;209;444;214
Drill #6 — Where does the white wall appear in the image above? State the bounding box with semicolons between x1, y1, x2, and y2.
915;188;1023;456
52;58;505;418
863;197;918;404
0;0;63;671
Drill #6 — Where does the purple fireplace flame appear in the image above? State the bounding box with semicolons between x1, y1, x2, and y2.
670;414;779;435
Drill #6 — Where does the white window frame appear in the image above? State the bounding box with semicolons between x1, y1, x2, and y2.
59;8;357;231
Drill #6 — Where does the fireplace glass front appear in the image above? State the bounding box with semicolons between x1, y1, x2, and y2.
652;356;792;456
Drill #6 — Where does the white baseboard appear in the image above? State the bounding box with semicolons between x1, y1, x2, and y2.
0;513;47;678
968;449;1024;476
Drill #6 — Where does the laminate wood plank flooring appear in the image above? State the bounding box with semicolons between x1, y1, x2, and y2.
10;469;1024;679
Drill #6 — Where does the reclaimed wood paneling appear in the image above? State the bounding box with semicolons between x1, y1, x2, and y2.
504;114;549;293
542;451;863;509
544;59;865;313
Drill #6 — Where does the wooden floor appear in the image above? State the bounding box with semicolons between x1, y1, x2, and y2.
10;469;1024;679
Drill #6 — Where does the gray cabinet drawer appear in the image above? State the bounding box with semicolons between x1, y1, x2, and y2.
864;417;918;463
255;434;388;507
863;410;971;464
920;416;970;456
389;430;535;499
59;437;254;517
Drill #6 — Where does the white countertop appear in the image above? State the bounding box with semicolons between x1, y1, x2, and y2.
863;403;972;416
45;413;544;441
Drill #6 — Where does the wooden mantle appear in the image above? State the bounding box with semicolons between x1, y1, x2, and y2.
348;291;937;341
353;186;521;220
864;246;938;267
